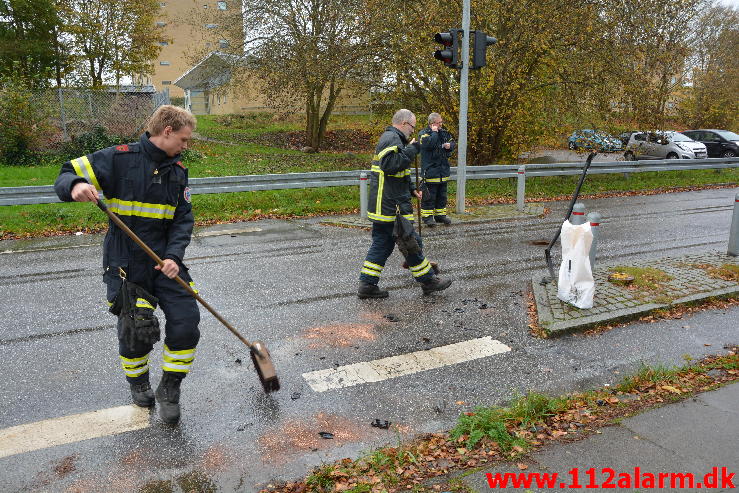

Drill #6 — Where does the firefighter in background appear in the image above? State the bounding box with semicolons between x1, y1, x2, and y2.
419;112;456;226
358;109;453;298
54;105;200;425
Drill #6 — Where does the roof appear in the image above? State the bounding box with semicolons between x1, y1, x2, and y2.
103;85;156;93
173;51;244;90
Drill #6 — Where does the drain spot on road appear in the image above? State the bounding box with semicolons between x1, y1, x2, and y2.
259;413;367;462
303;323;377;348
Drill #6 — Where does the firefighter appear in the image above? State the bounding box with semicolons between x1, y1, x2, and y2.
54;105;199;425
418;112;455;226
358;109;453;298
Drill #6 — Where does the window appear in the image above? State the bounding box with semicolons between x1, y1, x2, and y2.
159;41;168;46
217;95;221;104
161;81;171;85
219;39;229;49
634;133;646;142
160;61;170;65
159;2;166;6
217;1;227;9
203;4;208;8
205;23;218;29
156;21;166;27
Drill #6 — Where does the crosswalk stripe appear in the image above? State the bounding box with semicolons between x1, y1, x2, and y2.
302;336;511;392
0;405;150;459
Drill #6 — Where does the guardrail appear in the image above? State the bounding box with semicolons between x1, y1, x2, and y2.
1;158;738;207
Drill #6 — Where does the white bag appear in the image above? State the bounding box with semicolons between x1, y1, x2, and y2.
557;220;594;309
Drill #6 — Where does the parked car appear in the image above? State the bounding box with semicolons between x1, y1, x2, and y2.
619;131;638;146
568;129;623;152
623;131;707;160
681;130;739;158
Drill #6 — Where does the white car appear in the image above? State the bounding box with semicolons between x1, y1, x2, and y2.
624;131;707;160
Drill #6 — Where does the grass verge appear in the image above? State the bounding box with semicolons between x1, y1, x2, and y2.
262;349;738;492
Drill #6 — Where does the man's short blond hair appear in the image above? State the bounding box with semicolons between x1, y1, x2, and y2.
147;105;197;136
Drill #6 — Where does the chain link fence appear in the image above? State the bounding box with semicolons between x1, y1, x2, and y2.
37;87;170;143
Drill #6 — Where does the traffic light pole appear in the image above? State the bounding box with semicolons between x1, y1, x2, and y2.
456;0;470;214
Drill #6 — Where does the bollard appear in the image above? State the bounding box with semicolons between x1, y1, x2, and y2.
516;165;526;211
587;212;601;272
570;202;586;225
729;192;739;256
359;172;368;219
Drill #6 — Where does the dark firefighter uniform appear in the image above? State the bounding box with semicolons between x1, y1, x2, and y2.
360;126;435;285
54;133;200;385
418;126;456;221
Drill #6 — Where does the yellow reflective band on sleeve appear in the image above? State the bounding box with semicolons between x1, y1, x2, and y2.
136;298;154;310
420;133;429;143
372;145;399;162
108;198;176;220
425;177;450;183
71;156;102;192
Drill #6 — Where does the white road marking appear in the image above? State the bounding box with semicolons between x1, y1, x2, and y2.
0;405;150;459
302;336;511;392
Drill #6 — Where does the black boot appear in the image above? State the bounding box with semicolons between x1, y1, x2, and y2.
422;216;436;227
358;282;389;299
155;372;184;424
421;276;453;295
130;379;155;407
435;215;452;225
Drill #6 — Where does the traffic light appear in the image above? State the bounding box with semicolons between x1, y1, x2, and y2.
434;30;461;69
472;30;497;69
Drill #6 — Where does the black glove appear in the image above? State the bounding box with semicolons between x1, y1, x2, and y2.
410;141;421;153
110;280;161;349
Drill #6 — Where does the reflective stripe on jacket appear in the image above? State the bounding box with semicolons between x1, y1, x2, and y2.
419;126;455;179
367;126;419;223
54;133;193;272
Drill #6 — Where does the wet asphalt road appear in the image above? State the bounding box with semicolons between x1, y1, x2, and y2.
1;188;738;492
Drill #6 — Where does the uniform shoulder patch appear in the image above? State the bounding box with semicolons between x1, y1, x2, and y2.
183;186;192;203
115;144;129;152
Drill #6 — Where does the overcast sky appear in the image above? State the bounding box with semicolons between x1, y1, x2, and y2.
717;0;739;7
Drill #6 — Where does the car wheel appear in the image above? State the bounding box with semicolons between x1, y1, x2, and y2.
568;141;576;150
666;152;678;159
722;150;737;158
624;151;635;161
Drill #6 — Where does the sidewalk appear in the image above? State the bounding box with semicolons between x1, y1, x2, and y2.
453;382;738;492
533;251;739;335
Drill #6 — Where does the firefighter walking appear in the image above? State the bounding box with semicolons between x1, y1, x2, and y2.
358;109;453;299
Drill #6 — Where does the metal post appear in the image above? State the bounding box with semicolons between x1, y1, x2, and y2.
455;0;470;214
587;212;601;272
728;192;739;256
516;165;526;211
359;172;368;219
570;202;586;225
57;88;68;141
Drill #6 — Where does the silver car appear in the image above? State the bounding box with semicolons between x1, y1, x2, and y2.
624;131;707;160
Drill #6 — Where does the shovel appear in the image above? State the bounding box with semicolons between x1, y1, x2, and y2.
401;155;440;274
95;199;280;393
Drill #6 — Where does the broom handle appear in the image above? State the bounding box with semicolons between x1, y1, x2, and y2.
95;199;253;348
415;155;422;237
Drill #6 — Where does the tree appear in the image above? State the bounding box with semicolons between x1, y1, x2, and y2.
679;5;738;129
227;0;387;150
373;0;618;163
56;0;166;87
0;0;61;88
